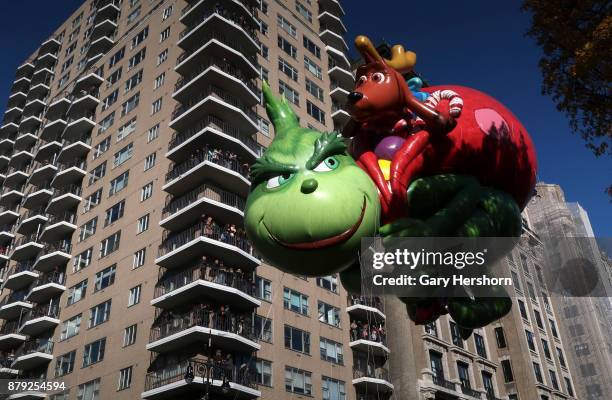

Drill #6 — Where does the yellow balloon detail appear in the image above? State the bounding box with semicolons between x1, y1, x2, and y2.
378;159;391;180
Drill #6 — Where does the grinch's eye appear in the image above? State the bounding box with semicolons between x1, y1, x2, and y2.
313;156;340;172
357;75;367;85
372;72;384;82
266;173;294;189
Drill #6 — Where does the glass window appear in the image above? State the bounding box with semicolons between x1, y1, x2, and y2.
127;5;141;23
255;358;272;386
147;124;160;142
154;72;165;89
73;248;93;272
160;27;170;42
118;366;133;390
94;265;116;292
482;371;495;396
533;362;543;384
303;36;320;58
128;285;141;306
151;98;163;114
121;92;140;116
549;369;559;390
123;324;137;346
278;57;298;81
284;325;310;353
320;337;343;364
304;56;322;79
88;162;107;185
55;350;76;377
131;24;148;47
318;301;340;327
77;378;100;400
307;101;325;123
534;309;544;329
124;70;143;93
457;361;471;388
526;329;536;351
78;217;97;242
255;276;272;301
60;314;81;340
137;214;150;233
98;112;115;134
157;49;168;65
316;275;338;293
306;78;324;101
283;288;308;315
518;299;529;320
429;350;444;378
133;248;146;268
279;80;299;105
109;47;125;67
107;67;122;87
101;89;118;111
277;36;297;58
474;333;487;358
99;231;121;258
277;14;296;37
450;321;463;348
128;48;146;70
502;359;514;382
495;327;507;348
93;137;111;159
285;367;312;395
162;5;173;20
254;315;272;342
83;338;106;366
89;299;112;328
295;2;312;22
144;152;156;170
117;117;137;141
109;171;129;195
542;338;551;359
140;182;153;201
321;376;345;400
113;143;133;167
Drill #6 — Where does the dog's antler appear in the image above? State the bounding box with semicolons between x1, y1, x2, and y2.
386;45;416;74
355;35;383;64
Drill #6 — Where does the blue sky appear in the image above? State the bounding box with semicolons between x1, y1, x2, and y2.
0;1;610;236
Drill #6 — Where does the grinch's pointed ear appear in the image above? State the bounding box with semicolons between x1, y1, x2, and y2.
262;81;299;136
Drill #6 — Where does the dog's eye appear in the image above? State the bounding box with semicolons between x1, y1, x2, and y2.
357;75;367;85
372;72;384;82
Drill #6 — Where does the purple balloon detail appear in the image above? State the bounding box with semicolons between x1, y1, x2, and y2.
374;136;406;160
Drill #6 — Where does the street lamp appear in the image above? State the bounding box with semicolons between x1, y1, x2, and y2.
184;328;231;399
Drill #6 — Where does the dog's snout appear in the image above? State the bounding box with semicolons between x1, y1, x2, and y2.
347;91;364;104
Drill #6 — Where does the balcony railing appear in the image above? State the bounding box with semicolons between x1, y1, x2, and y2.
0;291;28;306
13;260;35;274
0;320;21;335
21;206;47;221
162;182;245;219
56;159;87;171
169;115;262;156
353;366;390;381
175;57;258;95
150;308;255;343
46;211;76;225
144;358;256;391
155;259;255;299
25;303;60;320
41;240;72;254
176;31;258;65
171;85;257;123
348;296;385;313
15;338;54;357
165;146;250;183
432;375;456;390
180;9;258;40
158;222;253;258
32;270;65;288
13;233;40;248
350;326;387;346
53;184;82;197
461;385;482;398
0;224;14;233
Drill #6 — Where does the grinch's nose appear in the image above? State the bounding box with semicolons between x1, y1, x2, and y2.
301;178;318;194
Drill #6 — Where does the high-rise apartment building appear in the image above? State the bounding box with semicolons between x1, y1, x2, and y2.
0;1;395;400
525;183;612;400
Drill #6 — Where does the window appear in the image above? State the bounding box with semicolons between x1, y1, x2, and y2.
520;253;530;274
61;56;73;73
147;124;160;142
162;5;173;20
283;288;308;315
279;81;299;105
83;338;106;366
541;338;551;358
77;378;100;400
131;26;149;49
564;377;574;396
137;214;150;233
304;56;322;79
160;27;170;42
128;48;146;70
425;322;438;336
55;350;76;377
525;329;536;351
318;301;340;327
260;0;268;13
100;231;121;258
549;369;559;390
117;117;137;141
107;67;122;87
260;21;268;35
118;366;133;390
93;137;111;159
260;43;269;59
429;350;444;378
533;362;543;383
113;143;133;167
277;15;297;37
260;66;268;82
133;248;146;268
79;217;97;242
254;315;272;342
140;182;153;201
98;112;115;134
501;359;514;382
278;36;297;58
474;333;487;358
109;171;129;196
94;265;116;292
88;162;107;185
144;152;156;170
101;89;118;111
322;376;345;400
284;325;310;353
255;276;272;301
259;117;270;137
255;359;272;386
121;92;140;116
129;0;140;8
151;98;163;114
73;248;93;272
527;282;536;301
542;294;552;311
278;57;298;81
295;1;313;22
495;327;507;348
153;72;165;89
320;337;343;364
124;70;143;93
316;275;338;293
303;36;320;58
89;300;111;328
557;347;566;367
285;367;312;395
127;6;141;23
306;79;324;101
60;314;81;340
123;324;137;346
549;319;558;338
482;371;495;397
450;321;463;347
518;299;529;320
457;361;471;388
58;73;70;88
72;12;83;27
307;101;325;123
575;342;590;356
109;47;125;68
157;49;168;65
128;285;141;306
534;309;544;329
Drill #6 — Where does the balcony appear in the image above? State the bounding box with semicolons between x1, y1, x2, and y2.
66;91;100;117
157;222;259;270
21;186;53;210
11;339;53;370
7;91;27;109
39;119;67;141
330;83;349;103
161;183;245;232
180;0;259;27
87;34;115;57
0;138;14;153
45;97;71;120
318;11;347;34
16;207;48;235
461;385;483;399
39;38;61;55
432;375;457;392
0;122;19;138
10;233;43;261
32;241;71;273
50;159;87;188
30;68;54;87
332;103;351;126
175;32;259;78
95;2;120;21
27;82;50;101
73;72;104;94
8;151;34;169
13;133;38;151
19;304;60;336
0;225;14;246
0;292;32;320
26;270;65;303
329;65;355;91
0;321;26;351
178;11;259;54
164;145;251;197
39;212;76;242
35;52;57;70
152;260;259;310
347;296;386;321
319;0;345;16
11;77;31;94
148;308;259;354
4;106;23;122
19;114;43;133
0;246;9;266
90;18;117;41
170;84;258;134
62;113;96;141
3;262;38;291
57;135;91;163
320;28;349;52
143;358;259;400
326;45;351;72
15;62;35;79
349;327;390;357
0;187;25;206
352;366;394;393
0;206;20;225
46;185;82;214
27;163;58;187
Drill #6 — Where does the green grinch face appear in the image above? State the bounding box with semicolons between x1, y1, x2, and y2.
244;84;380;276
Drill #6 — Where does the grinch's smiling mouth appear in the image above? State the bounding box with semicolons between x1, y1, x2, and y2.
264;196;367;250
